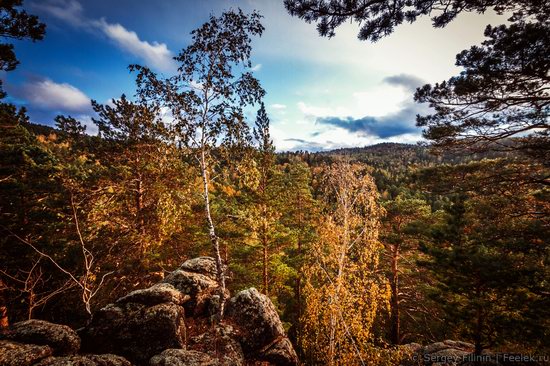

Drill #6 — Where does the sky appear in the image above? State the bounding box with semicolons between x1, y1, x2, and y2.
4;0;508;151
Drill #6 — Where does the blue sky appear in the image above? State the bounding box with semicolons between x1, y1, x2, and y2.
4;0;507;151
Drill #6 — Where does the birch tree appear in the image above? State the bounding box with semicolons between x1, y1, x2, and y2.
301;162;391;365
131;9;265;318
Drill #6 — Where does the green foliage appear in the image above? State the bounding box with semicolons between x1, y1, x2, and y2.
0;0;45;97
284;0;547;42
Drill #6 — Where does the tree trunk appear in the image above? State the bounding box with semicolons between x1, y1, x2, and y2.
28;290;35;320
474;291;484;355
200;150;226;319
295;192;303;337
0;304;8;328
136;174;145;237
262;227;269;296
0;280;8;328
390;243;400;345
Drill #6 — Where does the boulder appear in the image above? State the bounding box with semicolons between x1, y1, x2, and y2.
149;349;217;366
161;269;218;316
0;319;80;356
401;343;422;354
179;257;220;280
429;348;470;366
0;340;53;366
34;354;132;366
116;283;190;306
261;338;299;366
188;324;244;366
80;302;186;365
225;288;297;365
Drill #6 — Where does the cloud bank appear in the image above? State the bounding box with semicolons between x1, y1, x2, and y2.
314;74;428;140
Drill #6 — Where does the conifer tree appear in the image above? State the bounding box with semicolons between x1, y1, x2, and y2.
253;102;276;295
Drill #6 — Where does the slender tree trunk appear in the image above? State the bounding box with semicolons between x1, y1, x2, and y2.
262;221;269;296
0;284;8;328
295;192;303;336
199;150;226;319
0;306;8;328
28;290;35;319
136;176;145;234
474;287;484;355
390;243;400;345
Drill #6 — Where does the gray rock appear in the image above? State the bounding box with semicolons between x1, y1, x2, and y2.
162;270;218;316
423;342;451;355
149;349;217;366
225;288;297;365
116;283;191;306
429;348;470;365
442;340;474;351
401;342;423;354
0;340;53;366
34;354;132;366
162;270;217;297
179;257;220;280
188;324;244;366
0;319;80;356
80;302;186;365
261;338;299;366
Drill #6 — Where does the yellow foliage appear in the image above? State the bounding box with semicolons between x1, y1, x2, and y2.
300;162;391;366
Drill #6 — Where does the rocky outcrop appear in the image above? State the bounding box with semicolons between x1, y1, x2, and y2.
116;283;190;306
0;321;133;366
149;349;217;366
401;340;542;366
187;323;244;366
0;257;298;366
0;320;80;356
161;268;220;317
79;302;186;365
0;340;53;366
34;354;132;366
225;288;298;366
178;257;222;279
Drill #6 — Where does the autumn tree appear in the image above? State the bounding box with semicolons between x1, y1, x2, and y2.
132;9;265;318
301;161;391;365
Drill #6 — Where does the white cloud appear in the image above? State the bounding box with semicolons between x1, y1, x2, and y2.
94;19;175;72
76;115;98;136
32;0;85;27
22;79;90;112
270;103;287;110
251;63;262;72
34;0;175;72
297;101;349;118
352;85;408;117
